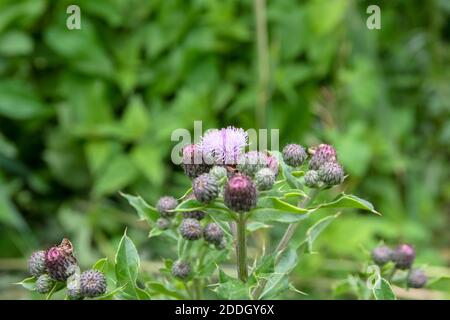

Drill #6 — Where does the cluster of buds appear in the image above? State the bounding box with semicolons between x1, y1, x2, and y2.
28;239;107;298
371;244;427;288
281;143;344;188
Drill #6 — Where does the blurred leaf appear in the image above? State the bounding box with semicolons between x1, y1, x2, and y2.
120;192;158;223
373;279;396;300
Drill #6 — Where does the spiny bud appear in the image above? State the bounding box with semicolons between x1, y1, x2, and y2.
156;218;171;230
192;173;219;203
29;250;46;277
393;244;415;270
371;246;393;266
67;274;83;300
172;260;191;279
36;274;54;294
156;196;178;218
282;144;307;167
203;223;224;245
182;210;206;220
182;194;206;220
179;218;202;240
407;269;427;288
224;173;257;212
266;154;279;176
318;162;344;186
309;144;337;170
214;237;227;250
181;144;211;178
80;270;107;298
209;166;227;181
255;168;276;191
304;170;320;188
237;151;269;177
45;240;78;281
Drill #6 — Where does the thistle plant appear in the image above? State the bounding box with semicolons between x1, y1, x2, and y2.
118;126;381;300
335;243;429;300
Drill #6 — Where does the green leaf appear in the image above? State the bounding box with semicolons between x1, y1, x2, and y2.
120;192;158;223
247;221;272;232
15;276;36;291
214;269;250;299
373;278;396;300
313;194;380;215
304;213;341;253
146;281;186;300
115;230;142;299
250;208;311;223
173;198;205;212
95;283;127;300
260;197;309;214
92;258;108;273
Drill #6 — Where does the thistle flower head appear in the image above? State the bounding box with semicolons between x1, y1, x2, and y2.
192;173;219;203
282;144;307;167
45;240;78;281
318;162;344;186
156;218;171;230
371;245;393;266
224;173;257;212
36;274;54;294
255;168;276;191
304;170;320;188
179;218;202;240
80;269;107;298
156;196;178;218
236;151;269;177
198;127;248;165
181;144;211;178
29;250;47;277
266;154;279;176
407;269;427;288
393;244;415;269
172;260;191;279
309;144;337;170
203;223;224;245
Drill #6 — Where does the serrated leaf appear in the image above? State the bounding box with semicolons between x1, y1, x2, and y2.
92;257;108;273
115;230;142;299
313;193;380;215
15;276;36;291
120;192;158;223
146;281;186;300
250;208;311;223
373;278;396;300
214;269;250;299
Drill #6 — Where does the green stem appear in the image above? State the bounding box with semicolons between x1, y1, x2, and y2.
236;214;248;282
252;189;319;299
387;266;397;283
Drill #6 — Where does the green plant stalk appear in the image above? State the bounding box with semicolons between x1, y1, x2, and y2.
252;188;319;299
236;213;248;282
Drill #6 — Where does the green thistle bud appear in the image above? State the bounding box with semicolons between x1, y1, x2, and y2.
67;274;83;300
29;250;47;277
304;170;320;188
179;218;202;240
237;151;269;177
172;260;191;279
36;274;54;294
282;144;307;167
156;218;171;230
80;269;107;298
371;246;393;266
156;196;178;218
192;173;219;203
203;223;224;245
214;237;227;250
318;162;344;186
255;168;275;191
209;166;227;181
224;173;257;212
407;269;427;288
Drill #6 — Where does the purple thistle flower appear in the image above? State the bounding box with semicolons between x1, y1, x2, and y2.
198;127;248;165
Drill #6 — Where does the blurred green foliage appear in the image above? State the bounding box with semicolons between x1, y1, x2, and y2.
0;0;449;299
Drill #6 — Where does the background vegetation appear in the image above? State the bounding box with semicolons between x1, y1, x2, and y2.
0;0;448;299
